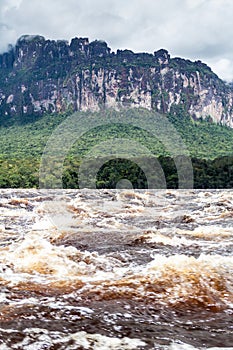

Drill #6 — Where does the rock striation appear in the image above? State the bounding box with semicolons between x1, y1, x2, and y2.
1;35;233;126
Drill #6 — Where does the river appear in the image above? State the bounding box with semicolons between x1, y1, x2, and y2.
0;189;232;349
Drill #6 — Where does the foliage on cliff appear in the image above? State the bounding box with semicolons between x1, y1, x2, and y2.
1;35;233;126
1;35;233;188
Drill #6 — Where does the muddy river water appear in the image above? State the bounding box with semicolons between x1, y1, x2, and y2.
0;189;232;349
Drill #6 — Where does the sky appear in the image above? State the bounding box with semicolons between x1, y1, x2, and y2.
0;0;233;81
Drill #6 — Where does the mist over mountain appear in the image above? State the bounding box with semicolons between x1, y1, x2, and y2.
1;34;233;127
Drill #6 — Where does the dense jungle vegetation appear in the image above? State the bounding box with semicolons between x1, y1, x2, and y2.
1;108;233;188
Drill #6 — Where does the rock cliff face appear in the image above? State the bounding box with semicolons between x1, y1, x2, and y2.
1;35;233;126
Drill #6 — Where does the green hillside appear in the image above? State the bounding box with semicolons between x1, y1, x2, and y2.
1;109;233;188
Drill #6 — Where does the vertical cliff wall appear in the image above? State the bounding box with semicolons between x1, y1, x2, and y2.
0;35;233;126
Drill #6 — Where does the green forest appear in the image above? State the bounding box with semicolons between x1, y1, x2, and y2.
1;108;233;188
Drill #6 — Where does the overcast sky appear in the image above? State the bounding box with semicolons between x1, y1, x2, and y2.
0;0;233;81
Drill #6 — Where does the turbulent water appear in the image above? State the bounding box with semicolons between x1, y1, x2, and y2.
0;189;233;349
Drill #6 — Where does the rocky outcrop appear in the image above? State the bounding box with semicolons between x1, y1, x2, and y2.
0;35;233;126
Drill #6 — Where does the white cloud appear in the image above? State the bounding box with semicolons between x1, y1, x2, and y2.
209;58;233;83
0;0;233;81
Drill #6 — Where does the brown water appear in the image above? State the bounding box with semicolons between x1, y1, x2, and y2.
0;189;232;349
